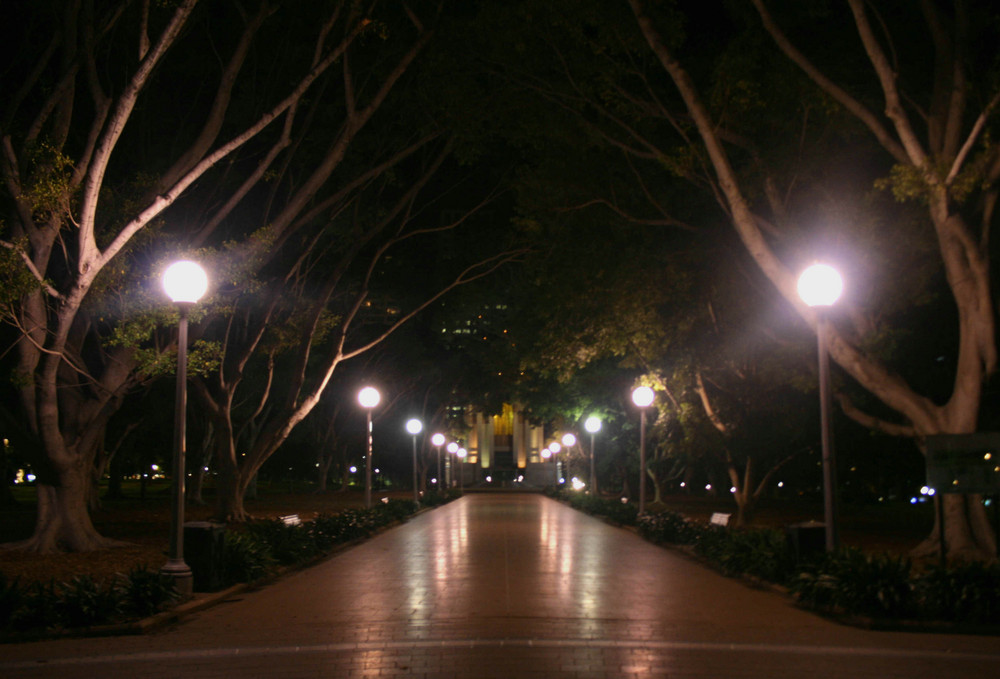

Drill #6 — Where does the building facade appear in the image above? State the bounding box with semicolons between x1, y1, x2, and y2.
457;404;557;486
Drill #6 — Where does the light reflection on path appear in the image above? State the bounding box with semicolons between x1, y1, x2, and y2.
2;494;999;678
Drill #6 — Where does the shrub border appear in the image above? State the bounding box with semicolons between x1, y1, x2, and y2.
547;488;1000;635
0;492;459;642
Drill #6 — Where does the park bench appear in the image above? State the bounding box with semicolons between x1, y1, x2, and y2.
709;512;731;527
279;513;302;526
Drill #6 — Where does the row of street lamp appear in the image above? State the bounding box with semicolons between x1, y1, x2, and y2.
159;258;844;596
356;387;471;509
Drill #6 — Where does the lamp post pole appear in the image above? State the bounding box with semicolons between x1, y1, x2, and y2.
432;433;445;493
561;433;577;489
798;263;844;552
406;418;423;506
457;448;467;494
160;260;208;598
817;310;838;551
164;302;193;595
639;409;647;514
590;433;596;494
584;416;601;496
358;387;381;509
632;386;655;516
366;409;373;509
446;442;458;488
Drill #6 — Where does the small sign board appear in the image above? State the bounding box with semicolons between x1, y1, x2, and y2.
925;433;1000;494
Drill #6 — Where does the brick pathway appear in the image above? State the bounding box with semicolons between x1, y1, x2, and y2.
2;493;997;677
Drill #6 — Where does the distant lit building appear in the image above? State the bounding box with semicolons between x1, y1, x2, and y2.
455;403;556;486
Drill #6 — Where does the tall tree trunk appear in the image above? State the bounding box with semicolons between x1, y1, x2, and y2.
1;441;16;507
316;453;333;493
106;451;124;501
18;461;120;552
728;460;753;528
213;455;246;523
189;423;214;506
647;468;663;505
209;410;247;522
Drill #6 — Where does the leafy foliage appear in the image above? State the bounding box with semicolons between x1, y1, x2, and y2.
0;572;23;629
791;549;915;619
221;498;445;587
310;510;381;547
695;525;797;584
116;566;179;619
245;519;322;566
0;567;177;635
8;580;61;631
915;561;1000;625
221;532;276;585
570;497;1000;625
22;140;75;217
638;509;702;545
0;235;44;309
561;491;640;525
56;575;122;628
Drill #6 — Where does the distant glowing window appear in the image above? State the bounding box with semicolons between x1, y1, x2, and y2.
492;403;515;437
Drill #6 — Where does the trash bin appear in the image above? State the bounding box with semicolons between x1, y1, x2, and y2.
184;521;226;592
785;521;826;562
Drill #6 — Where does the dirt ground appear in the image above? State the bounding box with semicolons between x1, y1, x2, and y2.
0;487;937;588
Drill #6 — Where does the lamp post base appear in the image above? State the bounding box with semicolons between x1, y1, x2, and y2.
160;559;194;598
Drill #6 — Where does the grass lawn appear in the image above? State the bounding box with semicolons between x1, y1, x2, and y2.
1;483;936;588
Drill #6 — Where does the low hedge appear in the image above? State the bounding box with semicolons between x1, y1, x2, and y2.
2;493;456;637
0;567;179;636
793;550;1000;624
223;498;432;585
792;549;916;619
563;495;1000;626
638;508;701;545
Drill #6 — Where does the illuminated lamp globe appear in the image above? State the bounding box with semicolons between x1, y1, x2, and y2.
163;260;208;304
447;442;459;454
561;433;577;448
357;386;381;409
632;386;654;408
406;418;423;435
584;416;602;434
797;264;843;307
431;433;446;447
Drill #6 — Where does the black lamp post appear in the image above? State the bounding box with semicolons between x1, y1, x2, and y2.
631;386;655;516
798;263;844;552
160;260;208;597
358;386;381;509
431;433;445;492
584;416;601;495
406;418;423;505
